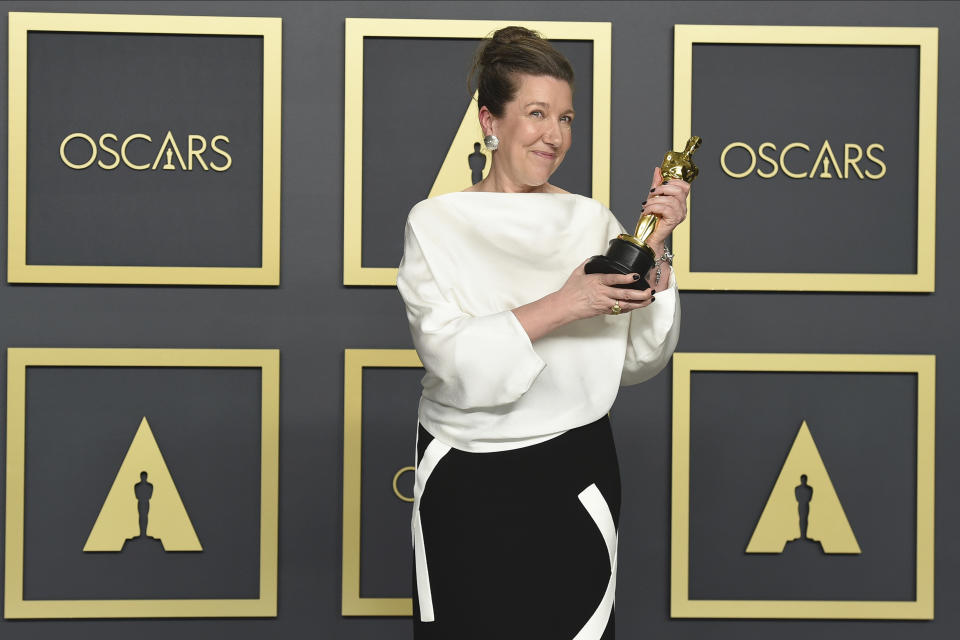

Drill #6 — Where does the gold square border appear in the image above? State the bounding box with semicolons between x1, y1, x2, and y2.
341;348;421;616
343;18;612;286
671;352;935;619
672;25;938;292
7;12;282;286
4;348;280;618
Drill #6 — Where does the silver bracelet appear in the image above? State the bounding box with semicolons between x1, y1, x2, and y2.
653;247;674;286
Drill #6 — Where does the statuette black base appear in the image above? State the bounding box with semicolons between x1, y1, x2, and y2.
584;237;655;291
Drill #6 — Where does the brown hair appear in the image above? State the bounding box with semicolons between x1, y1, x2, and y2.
469;26;575;117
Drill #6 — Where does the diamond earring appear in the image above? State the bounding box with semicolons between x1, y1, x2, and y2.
483;134;499;151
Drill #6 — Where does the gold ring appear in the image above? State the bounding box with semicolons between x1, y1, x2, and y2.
611;302;622;315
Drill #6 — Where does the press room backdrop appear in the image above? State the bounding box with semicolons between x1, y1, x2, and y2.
0;1;957;639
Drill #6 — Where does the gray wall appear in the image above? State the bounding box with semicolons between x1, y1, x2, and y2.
1;1;957;638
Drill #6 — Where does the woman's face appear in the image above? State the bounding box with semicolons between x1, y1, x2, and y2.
482;74;574;190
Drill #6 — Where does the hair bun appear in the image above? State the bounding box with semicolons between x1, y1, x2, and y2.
490;25;541;45
468;25;574;118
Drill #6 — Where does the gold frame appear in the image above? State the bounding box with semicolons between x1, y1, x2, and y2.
5;348;280;618
671;352;935;619
342;348;422;615
672;25;938;292
343;18;612;286
7;12;282;286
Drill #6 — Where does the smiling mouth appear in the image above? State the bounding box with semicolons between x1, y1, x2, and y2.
531;151;556;159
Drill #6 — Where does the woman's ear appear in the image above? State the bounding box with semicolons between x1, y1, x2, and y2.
478;105;495;137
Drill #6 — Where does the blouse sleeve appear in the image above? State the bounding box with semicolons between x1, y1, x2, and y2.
621;271;681;386
602;208;681;386
397;220;546;410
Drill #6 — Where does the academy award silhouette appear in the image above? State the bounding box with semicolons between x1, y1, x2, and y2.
468;142;487;185
121;470;164;551
783;474;825;554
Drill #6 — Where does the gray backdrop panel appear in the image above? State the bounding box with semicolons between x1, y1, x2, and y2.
0;1;957;639
26;32;264;267
689;371;916;601
23;366;262;600
690;43;918;274
359;367;421;598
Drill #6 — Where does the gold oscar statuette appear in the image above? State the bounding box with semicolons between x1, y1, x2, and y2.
585;136;701;290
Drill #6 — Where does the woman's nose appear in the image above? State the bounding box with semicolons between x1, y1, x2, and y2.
542;120;562;146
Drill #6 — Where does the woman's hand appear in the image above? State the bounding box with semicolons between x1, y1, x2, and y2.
514;260;657;343
556;260;656;321
642;167;690;249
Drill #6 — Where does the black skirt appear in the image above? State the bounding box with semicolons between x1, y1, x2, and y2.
413;415;621;639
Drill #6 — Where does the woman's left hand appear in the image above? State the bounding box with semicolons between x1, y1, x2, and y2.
642;166;690;248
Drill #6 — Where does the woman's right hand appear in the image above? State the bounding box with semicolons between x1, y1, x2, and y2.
557;259;656;321
513;260;656;342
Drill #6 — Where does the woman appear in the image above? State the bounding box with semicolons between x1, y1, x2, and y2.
397;26;689;639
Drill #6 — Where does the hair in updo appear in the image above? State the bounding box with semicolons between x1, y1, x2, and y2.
469;26;575;117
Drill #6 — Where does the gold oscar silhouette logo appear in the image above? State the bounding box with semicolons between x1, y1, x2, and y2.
428;91;491;197
746;420;860;554
84;417;202;552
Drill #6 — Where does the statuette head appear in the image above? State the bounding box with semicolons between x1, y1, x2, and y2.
660;136;702;183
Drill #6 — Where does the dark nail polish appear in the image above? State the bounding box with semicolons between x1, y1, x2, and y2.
649;188;655;192
650;296;656;302
640;200;647;206
632;274;640;281
662;179;670;184
650;289;656;294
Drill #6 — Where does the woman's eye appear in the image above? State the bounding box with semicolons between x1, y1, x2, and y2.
560;115;573;124
530;110;544;118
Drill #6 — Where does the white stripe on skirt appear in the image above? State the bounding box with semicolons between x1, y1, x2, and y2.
573;483;618;640
412;438;452;622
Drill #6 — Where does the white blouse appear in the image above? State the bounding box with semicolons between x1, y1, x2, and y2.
397;192;680;453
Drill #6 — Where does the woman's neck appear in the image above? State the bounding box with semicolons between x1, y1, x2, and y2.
466;163;555;194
